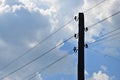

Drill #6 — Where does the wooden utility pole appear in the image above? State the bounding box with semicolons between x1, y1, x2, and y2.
78;13;84;80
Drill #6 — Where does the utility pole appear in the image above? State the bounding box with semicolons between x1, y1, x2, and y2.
78;13;84;80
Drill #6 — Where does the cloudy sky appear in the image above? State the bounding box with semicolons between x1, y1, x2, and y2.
0;0;120;80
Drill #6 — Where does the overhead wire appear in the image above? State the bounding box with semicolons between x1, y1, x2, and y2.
88;26;120;44
0;0;107;75
87;10;120;29
83;0;106;13
22;1;110;79
86;25;120;47
0;18;73;72
89;30;120;45
0;35;74;80
0;0;107;72
73;0;107;19
87;48;120;62
97;27;120;38
0;0;109;79
90;33;120;48
83;0;120;78
25;50;74;80
73;0;107;15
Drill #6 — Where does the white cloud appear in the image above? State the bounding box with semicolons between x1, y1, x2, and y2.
85;70;89;76
35;72;43;80
0;39;7;47
82;0;120;58
28;42;37;48
101;65;107;72
1;0;119;80
12;4;24;12
0;0;78;80
87;70;113;80
0;4;10;14
82;0;120;41
18;0;36;9
3;78;11;80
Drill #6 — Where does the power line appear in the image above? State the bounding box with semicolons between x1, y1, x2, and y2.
94;34;119;48
0;0;107;73
87;10;120;28
0;0;109;79
88;48;120;62
0;19;73;73
74;0;106;14
74;0;106;21
97;27;120;38
88;26;120;45
91;26;120;43
83;0;106;13
25;50;73;80
89;33;120;48
89;31;120;45
0;35;74;80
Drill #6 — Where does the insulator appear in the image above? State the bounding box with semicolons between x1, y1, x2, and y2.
73;47;78;53
85;44;88;48
74;33;78;39
85;27;88;32
74;16;78;21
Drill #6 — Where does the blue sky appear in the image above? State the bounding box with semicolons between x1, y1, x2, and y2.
0;0;120;80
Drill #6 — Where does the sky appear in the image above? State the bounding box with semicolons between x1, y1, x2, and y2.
0;0;120;80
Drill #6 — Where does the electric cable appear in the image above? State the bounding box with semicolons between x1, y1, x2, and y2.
88;48;120;62
25;50;73;80
90;34;120;48
89;31;120;45
0;0;107;72
0;35;74;80
87;10;120;28
0;0;111;79
0;19;73;72
98;27;120;38
83;0;106;13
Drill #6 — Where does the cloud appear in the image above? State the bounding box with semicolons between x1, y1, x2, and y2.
35;72;43;80
3;78;11;80
101;65;107;72
81;0;120;57
1;0;119;80
85;70;89;76
0;0;78;80
0;38;6;48
0;1;50;45
87;70;113;80
81;0;120;40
